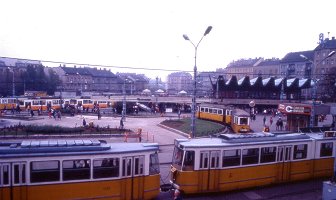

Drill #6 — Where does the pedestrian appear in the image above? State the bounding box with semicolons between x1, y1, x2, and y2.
57;111;62;120
279;118;283;131
97;109;101;120
270;116;273;126
52;109;56;120
120;118;124;129
30;109;34;117
48;110;52;118
263;116;266;125
276;119;280;130
82;118;86;127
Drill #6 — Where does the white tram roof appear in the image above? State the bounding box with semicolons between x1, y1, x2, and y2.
175;132;336;149
0;139;159;158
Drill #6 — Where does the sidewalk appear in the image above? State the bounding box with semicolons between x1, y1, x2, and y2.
0;113;186;145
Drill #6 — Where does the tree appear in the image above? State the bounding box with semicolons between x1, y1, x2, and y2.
21;65;61;96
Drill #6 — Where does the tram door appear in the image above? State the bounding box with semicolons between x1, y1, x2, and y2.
122;156;145;200
198;151;220;192
277;146;292;182
0;163;10;200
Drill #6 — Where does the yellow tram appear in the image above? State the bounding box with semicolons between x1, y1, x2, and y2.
0;140;160;200
197;103;250;133
170;131;336;195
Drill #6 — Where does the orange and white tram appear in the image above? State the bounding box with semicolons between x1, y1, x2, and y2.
197;103;250;133
170;131;336;195
0;140;160;200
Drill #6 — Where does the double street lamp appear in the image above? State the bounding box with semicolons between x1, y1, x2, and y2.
300;50;335;127
183;26;212;138
7;67;15;97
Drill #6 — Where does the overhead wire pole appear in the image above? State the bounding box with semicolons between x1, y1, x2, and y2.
300;50;335;127
183;26;212;138
7;67;15;97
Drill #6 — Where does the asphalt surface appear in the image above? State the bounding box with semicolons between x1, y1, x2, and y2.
0;111;334;200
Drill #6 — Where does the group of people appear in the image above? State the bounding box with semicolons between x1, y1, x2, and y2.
263;115;284;131
48;109;62;120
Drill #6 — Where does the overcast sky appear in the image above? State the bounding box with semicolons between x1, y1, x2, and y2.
0;0;335;80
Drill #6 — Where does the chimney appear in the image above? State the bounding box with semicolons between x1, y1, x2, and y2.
332;36;335;40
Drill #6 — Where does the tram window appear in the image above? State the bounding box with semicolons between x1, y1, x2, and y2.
242;148;259;165
13;164;26;184
260;147;276;163
200;107;205;112
2;165;10;185
52;100;59;104
293;144;307;160
199;151;209;169
30;161;60;183
63;159;90;181
320;142;333;157
93;158;119;179
172;147;184;166
234;117;238;124
183;151;195;171
122;158;132;176
239;117;248;125
205;108;209;113
212;109;217;114
223;149;241;167
150;153;160;175
210;151;220;168
209;108;213;113
218;109;223;115
134;156;145;176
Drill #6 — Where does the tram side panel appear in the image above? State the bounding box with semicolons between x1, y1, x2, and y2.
0;142;161;200
171;136;336;195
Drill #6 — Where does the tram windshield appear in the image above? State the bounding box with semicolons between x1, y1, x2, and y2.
149;152;160;175
239;117;249;125
172;146;195;171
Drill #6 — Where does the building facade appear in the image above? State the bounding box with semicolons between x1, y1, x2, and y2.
167;72;192;95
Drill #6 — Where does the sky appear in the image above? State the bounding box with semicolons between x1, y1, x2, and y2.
0;0;335;80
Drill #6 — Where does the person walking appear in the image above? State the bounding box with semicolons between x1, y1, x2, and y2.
263;116;266;126
270;116;273;126
279;118;284;131
82;118;86;127
120;118;124;129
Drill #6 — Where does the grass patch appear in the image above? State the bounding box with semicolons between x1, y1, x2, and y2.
0;124;130;137
160;117;225;137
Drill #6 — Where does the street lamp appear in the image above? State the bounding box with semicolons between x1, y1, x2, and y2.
76;72;82;96
7;67;15;97
300;50;335;127
183;26;212;138
122;78;129;121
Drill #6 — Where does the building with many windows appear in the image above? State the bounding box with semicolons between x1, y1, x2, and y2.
167;72;192;95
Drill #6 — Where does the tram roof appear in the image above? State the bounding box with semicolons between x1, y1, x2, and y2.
175;132;333;149
0;139;159;158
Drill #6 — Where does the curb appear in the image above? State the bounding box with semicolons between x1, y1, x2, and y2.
157;123;189;138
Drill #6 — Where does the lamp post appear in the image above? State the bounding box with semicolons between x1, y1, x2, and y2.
183;26;212;138
7;67;15;97
122;78;128;121
300;50;335;127
76;72;82;96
